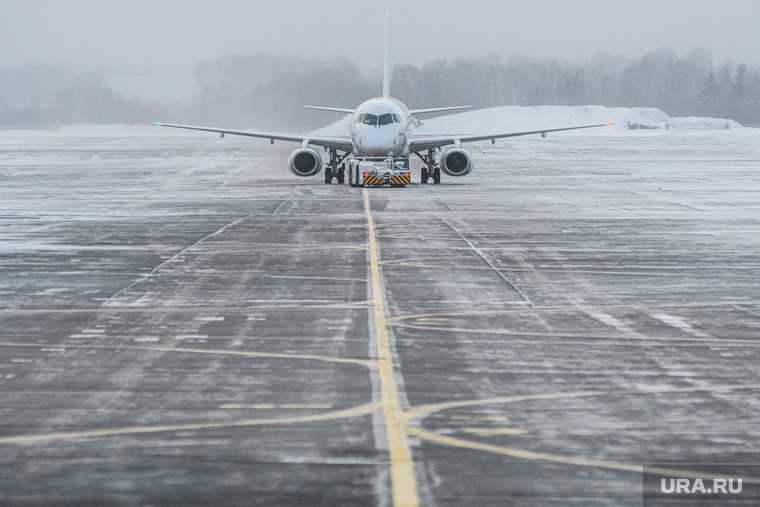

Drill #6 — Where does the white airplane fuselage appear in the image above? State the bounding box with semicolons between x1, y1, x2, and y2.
349;97;413;158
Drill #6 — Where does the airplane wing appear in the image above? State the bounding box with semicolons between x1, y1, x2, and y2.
303;106;355;114
409;106;472;115
408;123;609;152
153;122;353;152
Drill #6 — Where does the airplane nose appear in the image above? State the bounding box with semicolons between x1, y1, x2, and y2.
361;129;396;156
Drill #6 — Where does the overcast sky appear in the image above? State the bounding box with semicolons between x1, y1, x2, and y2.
2;0;758;70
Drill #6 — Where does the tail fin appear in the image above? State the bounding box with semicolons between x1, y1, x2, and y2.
382;12;390;97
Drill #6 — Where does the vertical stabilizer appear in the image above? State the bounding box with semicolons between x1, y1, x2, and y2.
382;12;390;97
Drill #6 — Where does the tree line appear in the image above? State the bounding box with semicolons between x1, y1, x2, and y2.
0;66;167;128
1;49;758;129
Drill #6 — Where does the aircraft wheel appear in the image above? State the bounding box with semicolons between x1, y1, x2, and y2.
421;166;429;184
337;166;345;184
324;166;333;184
433;166;441;184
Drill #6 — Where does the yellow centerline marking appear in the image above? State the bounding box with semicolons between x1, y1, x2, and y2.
404;384;760;424
0;403;381;446
404;384;760;483
407;427;760;484
462;427;529;437
363;189;420;507
0;342;375;370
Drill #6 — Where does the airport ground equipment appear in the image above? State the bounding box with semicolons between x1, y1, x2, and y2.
347;157;412;188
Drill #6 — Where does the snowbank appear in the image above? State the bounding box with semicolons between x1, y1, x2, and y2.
663;116;741;130
422;105;665;134
419;105;743;134
312;105;744;137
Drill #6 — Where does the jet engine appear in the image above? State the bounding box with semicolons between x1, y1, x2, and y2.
288;148;323;177
439;148;474;177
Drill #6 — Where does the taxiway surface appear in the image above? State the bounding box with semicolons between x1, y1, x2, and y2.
1;127;759;505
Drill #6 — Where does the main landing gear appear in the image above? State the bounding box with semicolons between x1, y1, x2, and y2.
325;165;346;184
324;149;348;185
416;150;441;185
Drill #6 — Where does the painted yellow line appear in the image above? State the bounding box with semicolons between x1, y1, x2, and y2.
0;402;380;446
403;391;599;424
363;189;420;507
408;427;760;485
219;403;334;410
404;384;760;424
462;427;529;437
404;385;760;484
0;342;376;370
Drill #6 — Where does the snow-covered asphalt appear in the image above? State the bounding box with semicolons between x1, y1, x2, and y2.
1;126;759;505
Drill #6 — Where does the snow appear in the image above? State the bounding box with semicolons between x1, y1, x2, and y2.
312;105;745;137
418;105;745;133
420;105;666;134
664;116;741;130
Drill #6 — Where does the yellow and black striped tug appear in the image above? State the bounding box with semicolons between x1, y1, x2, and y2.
362;171;412;187
390;173;412;186
362;174;385;186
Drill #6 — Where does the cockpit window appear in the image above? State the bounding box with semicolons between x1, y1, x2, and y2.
360;113;378;126
357;112;401;126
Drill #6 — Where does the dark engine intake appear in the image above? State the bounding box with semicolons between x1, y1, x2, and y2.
440;148;474;177
288;148;323;177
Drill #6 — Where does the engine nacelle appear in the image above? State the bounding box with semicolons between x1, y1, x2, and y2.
440;148;474;177
288;148;323;177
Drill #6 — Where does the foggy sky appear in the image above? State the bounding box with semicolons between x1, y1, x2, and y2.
2;0;758;70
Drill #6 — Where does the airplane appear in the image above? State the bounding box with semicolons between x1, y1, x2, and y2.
155;14;607;186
